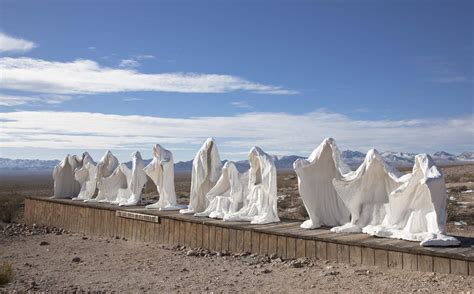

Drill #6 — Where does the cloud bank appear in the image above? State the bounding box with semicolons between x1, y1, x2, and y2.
1;110;472;159
0;57;298;95
0;33;37;53
0;93;72;106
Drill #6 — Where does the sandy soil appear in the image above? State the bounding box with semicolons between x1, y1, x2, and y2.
1;229;473;292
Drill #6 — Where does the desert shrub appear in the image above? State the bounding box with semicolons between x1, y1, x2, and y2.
0;195;23;223
0;262;14;285
445;174;461;183
446;198;457;222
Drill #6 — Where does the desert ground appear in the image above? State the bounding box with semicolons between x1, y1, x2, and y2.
1;164;473;291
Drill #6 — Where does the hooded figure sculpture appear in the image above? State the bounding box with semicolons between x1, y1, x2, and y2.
112;151;148;206
145;144;182;210
195;161;249;219
72;152;97;201
224;146;280;224
180;138;222;214
330;149;407;233
87;150;120;202
52;154;83;199
365;154;460;247
293;138;350;229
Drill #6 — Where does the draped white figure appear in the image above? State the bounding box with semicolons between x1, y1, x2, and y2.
112;151;148;206
52;154;83;199
195;161;249;219
293;138;350;229
224;147;280;224
180;138;222;214
330;149;407;233
145;144;183;210
87;150;120;202
72;152;97;201
364;154;460;246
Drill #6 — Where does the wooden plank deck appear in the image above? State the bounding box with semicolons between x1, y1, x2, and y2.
24;196;474;276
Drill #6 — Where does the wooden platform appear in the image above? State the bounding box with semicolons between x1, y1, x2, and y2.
24;196;474;276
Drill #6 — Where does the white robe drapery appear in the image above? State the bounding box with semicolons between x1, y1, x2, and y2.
112;151;148;206
195;161;249;219
88;150;120;203
364;154;460;247
72;152;97;201
145;144;182;210
293;138;350;229
330;149;406;233
224;147;280;224
52;154;83;199
180;138;222;214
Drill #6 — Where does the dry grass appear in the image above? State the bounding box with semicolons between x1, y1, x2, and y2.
0;262;14;286
0;194;24;223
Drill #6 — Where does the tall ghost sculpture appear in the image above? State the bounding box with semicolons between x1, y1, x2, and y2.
112;151;148;206
87;150;120;202
330;149;407;233
52;154;83;199
145;144;183;210
195;161;249;219
293;138;350;229
180;138;222;214
365;154;460;246
72;152;97;201
224;146;280;224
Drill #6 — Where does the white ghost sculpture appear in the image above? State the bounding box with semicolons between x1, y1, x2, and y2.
87;150;120;203
195;161;249;219
180;138;222;214
224;146;280;224
330;149;407;233
72;152;97;201
52;154;83;199
293;138;350;229
112;151;148;206
364;154;460;247
145;144;183;210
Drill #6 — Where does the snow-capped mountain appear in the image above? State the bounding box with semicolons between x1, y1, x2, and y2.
340;150;366;167
456;152;474;162
0;158;60;171
1;150;473;173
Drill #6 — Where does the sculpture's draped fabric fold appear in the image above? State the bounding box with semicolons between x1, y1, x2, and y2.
364;154;460;246
224;146;280;224
145;144;182;210
293;138;350;229
89;150;120;202
180;138;222;214
72;152;97;201
195;161;249;219
52;154;83;199
113;151;148;206
330;149;406;233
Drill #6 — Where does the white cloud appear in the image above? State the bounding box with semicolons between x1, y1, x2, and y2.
122;97;143;102
0;33;37;53
134;54;154;60
0;57;298;95
0;93;72;106
0;110;472;159
231;101;252;109
118;59;140;68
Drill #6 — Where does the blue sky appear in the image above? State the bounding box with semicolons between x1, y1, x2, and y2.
0;0;473;162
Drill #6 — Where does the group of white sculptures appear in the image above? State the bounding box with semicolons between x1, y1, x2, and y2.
52;137;460;247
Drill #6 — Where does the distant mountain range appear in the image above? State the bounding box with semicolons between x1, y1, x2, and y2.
1;151;473;173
